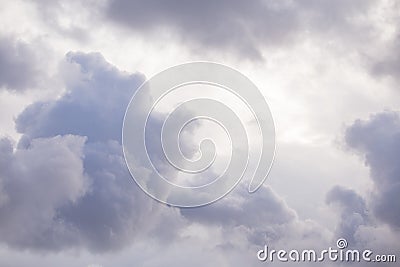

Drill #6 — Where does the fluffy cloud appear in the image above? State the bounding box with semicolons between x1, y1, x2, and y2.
326;186;369;243
0;51;177;252
4;29;394;264
0;135;88;250
326;184;400;267
16;51;144;142
0;50;331;260
323;111;400;265
345;111;400;229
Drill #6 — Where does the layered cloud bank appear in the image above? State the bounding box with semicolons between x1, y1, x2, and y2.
106;0;375;59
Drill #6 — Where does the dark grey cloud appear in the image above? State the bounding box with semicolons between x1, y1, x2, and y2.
345;111;400;229
106;0;374;59
0;36;40;91
106;0;299;59
28;0;376;61
371;36;400;81
299;0;374;34
368;1;400;81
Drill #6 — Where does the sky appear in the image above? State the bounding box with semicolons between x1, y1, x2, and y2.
0;0;399;266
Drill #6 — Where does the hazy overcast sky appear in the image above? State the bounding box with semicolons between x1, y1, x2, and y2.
0;0;399;266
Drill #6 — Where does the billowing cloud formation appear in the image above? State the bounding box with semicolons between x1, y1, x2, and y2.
0;135;88;250
0;50;332;259
106;0;374;59
0;52;161;252
16;52;144;142
322;112;400;267
345;111;400;229
326;186;368;243
0;0;399;265
0;35;40;91
0;51;307;255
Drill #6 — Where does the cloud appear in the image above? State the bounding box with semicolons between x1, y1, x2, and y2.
106;0;299;59
0;0;399;265
182;185;296;231
322;111;400;265
0;35;41;91
105;0;374;60
345;111;400;229
181;185;296;247
0;50;331;257
326;186;369;243
367;1;400;82
325;185;400;266
0;135;88;250
371;36;400;81
16;51;144;142
0;51;179;252
180;185;333;262
29;0;101;41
